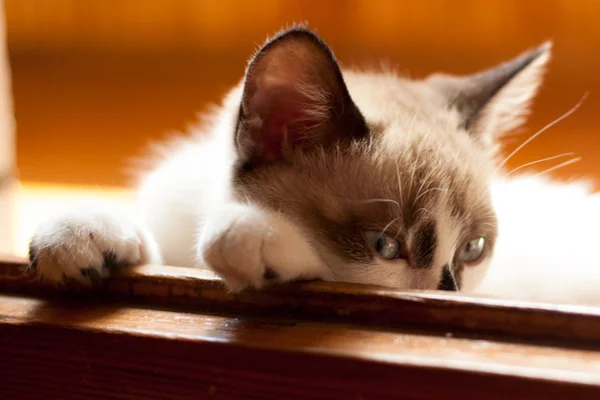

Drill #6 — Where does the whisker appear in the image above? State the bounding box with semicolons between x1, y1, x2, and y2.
459;211;497;228
496;92;588;172
415;207;431;217
409;162;418;201
356;198;401;208
414;187;448;204
412;168;436;210
406;110;421;203
480;222;498;228
532;157;582;178
473;211;498;219
503;152;576;177
473;212;498;222
395;163;404;210
471;205;496;215
409;141;421;201
380;217;400;238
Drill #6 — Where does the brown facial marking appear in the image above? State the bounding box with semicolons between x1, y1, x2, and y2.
306;210;373;264
412;221;437;269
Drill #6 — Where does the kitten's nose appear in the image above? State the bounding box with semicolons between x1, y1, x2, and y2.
437;265;457;291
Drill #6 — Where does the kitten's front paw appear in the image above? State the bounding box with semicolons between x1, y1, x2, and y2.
198;205;272;291
29;206;160;285
198;203;327;292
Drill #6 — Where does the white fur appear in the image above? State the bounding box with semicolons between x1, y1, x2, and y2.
29;117;600;302
30;118;600;303
469;176;600;304
197;202;329;291
30;88;329;290
27;37;600;303
30;201;162;283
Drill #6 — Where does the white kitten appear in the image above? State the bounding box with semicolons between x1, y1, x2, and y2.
28;27;600;304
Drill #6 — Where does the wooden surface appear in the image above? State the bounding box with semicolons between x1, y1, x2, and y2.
2;256;600;399
3;295;600;400
5;0;600;188
3;255;600;346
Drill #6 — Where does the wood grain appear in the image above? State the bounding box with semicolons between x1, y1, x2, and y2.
2;294;600;400
2;255;600;398
2;255;600;348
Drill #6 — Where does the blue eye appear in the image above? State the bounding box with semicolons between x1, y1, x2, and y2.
365;231;401;260
457;237;486;264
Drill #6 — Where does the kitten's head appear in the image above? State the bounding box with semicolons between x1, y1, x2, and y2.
231;27;550;291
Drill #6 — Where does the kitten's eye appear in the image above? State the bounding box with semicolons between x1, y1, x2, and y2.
365;231;402;260
457;237;486;264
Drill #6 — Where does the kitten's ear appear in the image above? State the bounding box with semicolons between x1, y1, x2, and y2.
235;27;367;167
427;42;551;149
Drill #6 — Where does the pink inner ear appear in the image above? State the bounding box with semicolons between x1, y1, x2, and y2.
261;115;288;162
248;82;324;162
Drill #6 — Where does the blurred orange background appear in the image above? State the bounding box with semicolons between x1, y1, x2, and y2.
5;0;600;189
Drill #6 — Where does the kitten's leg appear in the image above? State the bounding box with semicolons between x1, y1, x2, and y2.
29;203;162;285
197;202;330;291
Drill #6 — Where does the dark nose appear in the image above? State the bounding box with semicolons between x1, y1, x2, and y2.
437;265;458;291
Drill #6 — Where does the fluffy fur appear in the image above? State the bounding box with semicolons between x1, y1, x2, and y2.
478;177;600;303
28;27;600;304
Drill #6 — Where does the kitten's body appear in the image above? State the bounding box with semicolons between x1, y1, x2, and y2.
482;177;600;303
29;28;600;304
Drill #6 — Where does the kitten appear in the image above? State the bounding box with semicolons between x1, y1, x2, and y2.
28;27;600;303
